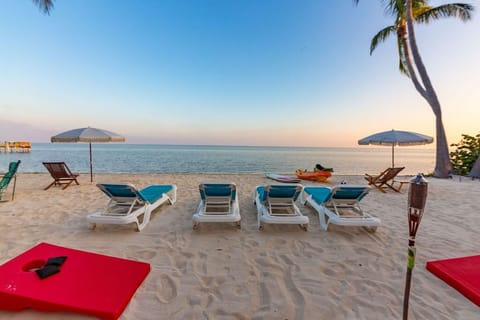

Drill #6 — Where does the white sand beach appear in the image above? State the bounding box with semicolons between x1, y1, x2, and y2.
0;173;479;319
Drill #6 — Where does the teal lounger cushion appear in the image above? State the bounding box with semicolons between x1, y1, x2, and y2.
256;185;301;202
137;185;173;204
200;184;236;200
303;187;331;203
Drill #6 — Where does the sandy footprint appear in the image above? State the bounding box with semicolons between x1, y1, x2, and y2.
155;274;178;303
270;238;288;250
284;265;306;319
243;239;259;249
172;251;194;274
135;249;157;260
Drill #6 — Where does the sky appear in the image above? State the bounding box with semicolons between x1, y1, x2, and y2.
0;0;479;147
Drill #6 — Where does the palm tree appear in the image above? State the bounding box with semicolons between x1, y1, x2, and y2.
354;0;474;178
32;0;54;14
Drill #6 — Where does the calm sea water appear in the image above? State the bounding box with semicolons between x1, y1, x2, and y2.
0;143;435;175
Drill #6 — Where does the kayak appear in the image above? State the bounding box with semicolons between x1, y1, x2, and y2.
295;169;332;182
266;173;301;183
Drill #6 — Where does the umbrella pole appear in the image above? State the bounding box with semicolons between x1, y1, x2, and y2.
392;144;395;168
89;142;93;183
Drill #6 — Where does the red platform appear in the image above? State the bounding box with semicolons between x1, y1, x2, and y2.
0;242;150;319
426;255;480;307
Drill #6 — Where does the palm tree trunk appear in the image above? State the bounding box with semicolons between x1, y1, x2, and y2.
433;115;452;177
469;156;480;178
399;25;427;100
405;0;452;178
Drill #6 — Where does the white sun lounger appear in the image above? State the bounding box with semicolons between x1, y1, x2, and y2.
193;182;241;229
301;185;380;231
87;183;177;231
254;184;309;231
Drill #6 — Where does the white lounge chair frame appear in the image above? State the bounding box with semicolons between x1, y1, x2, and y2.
301;185;380;232
254;184;309;231
87;183;177;231
193;182;241;229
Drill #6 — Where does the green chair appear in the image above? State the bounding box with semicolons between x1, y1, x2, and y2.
0;160;21;201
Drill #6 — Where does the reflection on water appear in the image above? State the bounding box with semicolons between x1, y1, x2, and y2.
0;143;435;175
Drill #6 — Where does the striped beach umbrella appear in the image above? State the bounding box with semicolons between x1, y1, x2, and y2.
51;127;125;182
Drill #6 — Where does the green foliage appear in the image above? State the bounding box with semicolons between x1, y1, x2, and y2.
365;1;473;76
449;134;480;175
32;0;54;15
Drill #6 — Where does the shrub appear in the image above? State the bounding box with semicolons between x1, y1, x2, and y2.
450;133;480;175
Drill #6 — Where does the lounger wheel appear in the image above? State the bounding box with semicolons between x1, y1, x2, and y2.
193;222;199;230
236;221;241;229
366;226;377;233
88;223;96;230
300;224;308;232
259;223;264;231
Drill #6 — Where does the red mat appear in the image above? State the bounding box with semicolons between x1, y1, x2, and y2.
426;255;480;307
0;242;150;319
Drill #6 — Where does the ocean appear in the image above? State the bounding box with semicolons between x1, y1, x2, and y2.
0;143;435;175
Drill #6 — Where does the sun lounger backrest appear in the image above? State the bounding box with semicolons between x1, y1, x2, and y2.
97;183;173;205
260;184;302;202
8;161;21;174
97;183;146;203
0;160;21;189
331;186;370;201
199;183;236;200
379;167;405;182
43;162;75;179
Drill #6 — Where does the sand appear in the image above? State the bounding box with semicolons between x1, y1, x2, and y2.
0;173;479;319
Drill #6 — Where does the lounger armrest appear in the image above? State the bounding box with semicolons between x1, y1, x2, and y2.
393;180;410;192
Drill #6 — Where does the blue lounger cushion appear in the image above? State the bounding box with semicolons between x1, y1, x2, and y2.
88;183;177;231
138;185;174;204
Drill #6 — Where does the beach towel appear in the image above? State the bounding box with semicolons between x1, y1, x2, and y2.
426;255;480;307
0;242;150;319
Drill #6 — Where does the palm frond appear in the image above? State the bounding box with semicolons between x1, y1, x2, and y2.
32;0;54;15
412;4;433;17
382;0;426;17
370;25;396;55
415;4;474;23
382;0;401;16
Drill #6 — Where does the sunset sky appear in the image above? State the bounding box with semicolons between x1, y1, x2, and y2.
0;0;478;147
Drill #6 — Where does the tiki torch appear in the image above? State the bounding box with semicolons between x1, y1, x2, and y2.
403;173;428;320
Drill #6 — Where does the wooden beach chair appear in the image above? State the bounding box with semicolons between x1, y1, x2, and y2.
364;167;405;193
43;162;80;190
0;160;21;201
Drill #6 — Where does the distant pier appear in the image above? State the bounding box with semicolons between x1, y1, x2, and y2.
0;141;31;153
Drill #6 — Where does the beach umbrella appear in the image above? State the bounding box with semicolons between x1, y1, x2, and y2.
51;127;125;183
358;129;433;168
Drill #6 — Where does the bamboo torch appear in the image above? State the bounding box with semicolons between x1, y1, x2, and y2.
403;173;428;320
